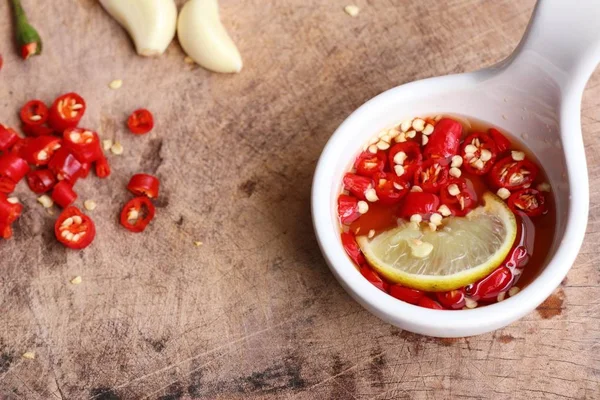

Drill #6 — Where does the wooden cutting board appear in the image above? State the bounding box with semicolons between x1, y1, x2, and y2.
1;0;599;398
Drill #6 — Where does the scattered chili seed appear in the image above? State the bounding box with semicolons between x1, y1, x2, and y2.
511;151;525;161
194;241;203;247
184;56;195;64
108;79;123;90
22;351;35;360
344;5;360;17
497;188;511;200
110;142;123;155
84;199;97;211
102;139;113;151
537;182;551;192
508;286;520;297
37;194;53;208
70;276;82;285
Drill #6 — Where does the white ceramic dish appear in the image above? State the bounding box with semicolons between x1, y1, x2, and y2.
312;0;600;337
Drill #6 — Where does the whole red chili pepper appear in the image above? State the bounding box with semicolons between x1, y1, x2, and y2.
51;181;77;208
398;192;440;219
436;289;466;309
508;189;546;217
343;173;373;201
465;266;513;301
488;128;511;154
354;150;387;177
0;153;30;184
95;155;111;179
423;118;462;160
341;232;365;266
48;147;83;183
0;125;19;150
127;173;160;199
63;128;103;163
338;194;361;225
389;284;424;305
120;196;156;233
359;265;389;292
54;206;96;249
26;169;57;194
48;93;86;132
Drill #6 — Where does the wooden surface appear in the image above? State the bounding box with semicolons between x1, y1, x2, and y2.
1;0;599;399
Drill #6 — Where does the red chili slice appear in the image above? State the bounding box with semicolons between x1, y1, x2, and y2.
19;135;62;166
0;193;23;225
120;196;156;233
343;173;373;201
398;192;440;219
439;178;476;216
48;148;83;184
54;206;96;249
127;109;154;135
94;155;110;179
338;194;360;225
51;181;78;208
389;284;424;305
20;100;48;126
341;232;365;266
63;128;103;163
488;128;511;154
9;137;32;155
354;150;387;178
26;169;57;194
414;159;449;194
460;132;497;175
504;245;529;270
0;223;12;239
436;289;466;309
0;177;16;193
48;93;86;132
127;173;160;199
465;266;513;301
388;141;422;180
417;297;445;310
22;123;54;137
423;118;462;160
373;172;410;205
0;153;30;184
359;265;389;292
508;189;546;217
489;156;538;190
0;125;19;151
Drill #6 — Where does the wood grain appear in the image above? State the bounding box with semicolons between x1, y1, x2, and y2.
1;0;599;399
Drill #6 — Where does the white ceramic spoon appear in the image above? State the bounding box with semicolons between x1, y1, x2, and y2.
312;0;600;337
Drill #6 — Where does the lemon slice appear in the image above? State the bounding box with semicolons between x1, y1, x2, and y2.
357;192;517;292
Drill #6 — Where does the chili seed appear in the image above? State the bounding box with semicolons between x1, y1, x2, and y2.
464;144;477;154
357;200;369;214
480;149;492;162
537;182;551;192
70;111;78;118
376;141;390;150
37;195;54;208
7;197;19;204
451;155;463;168
368;145;378;154
472;159;485;170
430;213;442;226
65;232;74;241
508;286;521;297
434;115;442;122
365;188;378;202
22;352;35;360
392;182;404;191
409;239;433;258
438;205;452;217
428;222;437;232
37;150;49;160
422;124;434;135
369;137;378;145
84;200;97;211
394;133;406;143
412;118;425;132
109;79;123;90
393;151;407;165
344;5;360;17
102;139;113;151
184;56;195;64
29;115;42;121
394;165;405;177
511;151;525;161
400;119;412;132
368;229;375;239
380;134;391;143
497;188;511;200
422;135;429;146
111;142;124;155
406;130;416;139
497;292;506;302
449;167;462;178
464;297;478;309
410;214;422;223
72;215;82;225
70;276;82;285
72;103;83;110
411;185;423;192
447;184;460;196
194;241;203;246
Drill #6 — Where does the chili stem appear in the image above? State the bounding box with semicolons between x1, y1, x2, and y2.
10;0;42;60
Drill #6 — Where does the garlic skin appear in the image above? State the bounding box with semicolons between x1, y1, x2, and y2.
99;0;177;57
177;0;243;73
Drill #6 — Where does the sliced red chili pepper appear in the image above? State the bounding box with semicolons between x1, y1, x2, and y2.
127;109;154;135
48;147;83;184
359;265;389;292
63;128;103;163
0;153;30;183
488;128;511;154
436;289;466;309
460;132;498;175
95;155;111;179
0;193;23;224
343;173;372;201
120;196;156;233
0;125;19;150
0;223;12;239
9;137;32;155
465;266;513;301
19;135;62;166
20;100;48;126
423;118;462;160
51;181;78;208
22;123;54;137
398;192;440;219
0;178;16;194
504;245;529;270
389;284;424;305
338;194;360;225
26;169;57;194
439;178;476;216
341;232;365;266
80;162;91;178
48;93;86;132
417;297;444;310
414;159;449;194
508;189;546;217
388;141;422;180
354;150;387;178
54;206;96;249
127;173;160;199
373;172;410;205
489;156;538;190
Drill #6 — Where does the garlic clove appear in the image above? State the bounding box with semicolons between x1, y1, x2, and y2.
99;0;177;57
177;0;243;74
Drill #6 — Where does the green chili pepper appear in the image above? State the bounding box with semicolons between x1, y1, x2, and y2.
10;0;42;60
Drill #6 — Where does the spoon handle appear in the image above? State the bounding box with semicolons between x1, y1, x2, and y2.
507;0;600;95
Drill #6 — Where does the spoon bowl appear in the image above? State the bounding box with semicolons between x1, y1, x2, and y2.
312;0;600;337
